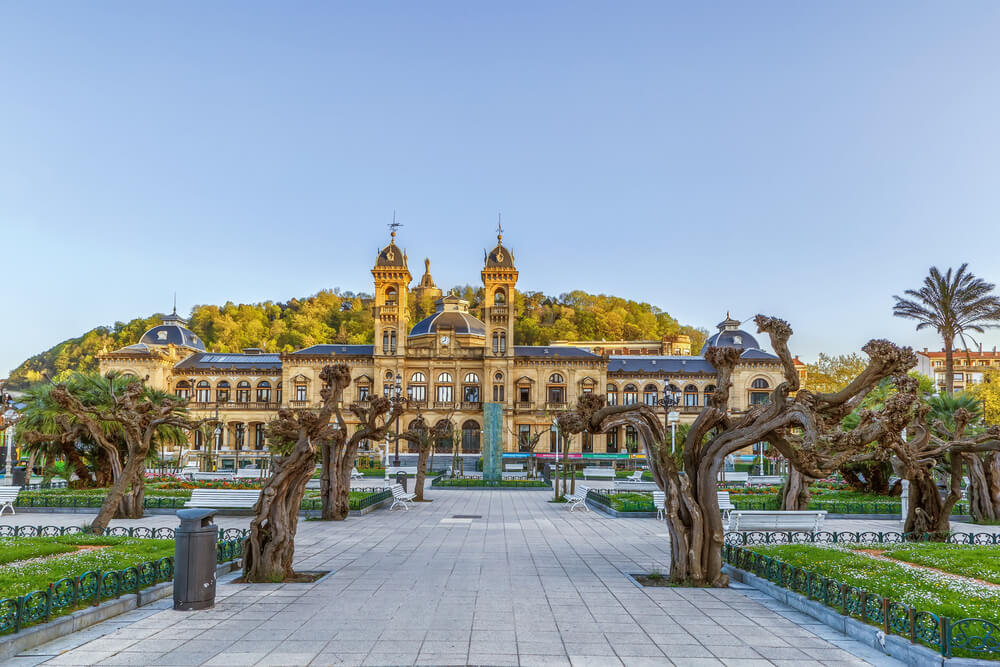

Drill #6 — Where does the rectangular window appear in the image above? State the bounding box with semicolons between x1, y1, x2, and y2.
464;386;480;403
684;393;698;407
236;389;250;403
176;389;191;399
549;430;558;452
493;385;504;402
437;385;453;403
606;392;617;406
257;389;271;403
519;386;530;403
358;386;370;401
582;432;593;453
409;385;426;402
295;385;307;401
196;389;210;403
548;387;564;403
750;392;769;405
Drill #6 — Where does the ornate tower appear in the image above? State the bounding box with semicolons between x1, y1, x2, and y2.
482;226;518;358
372;228;412;357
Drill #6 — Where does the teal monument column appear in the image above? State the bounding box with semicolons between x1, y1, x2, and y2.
482;402;503;483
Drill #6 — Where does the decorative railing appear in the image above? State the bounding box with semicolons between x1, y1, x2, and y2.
729;497;969;516
0;528;249;636
723;531;1000;545
723;543;1000;659
433;401;455;409
15;490;391;512
289;400;310;408
515;401;534;411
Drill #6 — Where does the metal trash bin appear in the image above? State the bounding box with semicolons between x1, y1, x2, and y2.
395;471;407;492
174;508;219;610
11;467;26;487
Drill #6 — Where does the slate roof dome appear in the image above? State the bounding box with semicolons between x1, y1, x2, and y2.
138;311;206;351
484;232;515;268
700;314;760;354
409;294;487;337
375;242;406;268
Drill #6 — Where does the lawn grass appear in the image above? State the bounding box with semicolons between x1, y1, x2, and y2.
0;540;78;565
870;543;1000;585
748;544;1000;622
0;535;175;599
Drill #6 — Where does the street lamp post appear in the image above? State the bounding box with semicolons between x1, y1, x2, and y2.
655;385;682;454
391;372;403;466
3;411;18;486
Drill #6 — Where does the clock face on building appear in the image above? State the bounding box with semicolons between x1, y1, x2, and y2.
440;336;450;345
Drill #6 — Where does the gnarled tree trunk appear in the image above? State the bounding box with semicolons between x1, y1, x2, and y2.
781;467;814;511
966;452;1000;523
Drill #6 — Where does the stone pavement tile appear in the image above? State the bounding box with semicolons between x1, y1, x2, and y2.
39;651;118;665
516;657;572;667
368;640;423;654
422;629;470;642
321;639;376;654
2;658;49;667
255;652;324;666
569;657;624;667
658;644;715;658
714;660;773;667
668;659;725;667
200;652;269;667
801;647;866;661
361;652;418;666
95;652;171;666
750;646;811;660
377;628;426;641
465;652;518;666
307;652;368;666
562;641;616;656
471;629;516;643
419;640;469;654
413;653;468;666
608;640;665;658
150;649;222;666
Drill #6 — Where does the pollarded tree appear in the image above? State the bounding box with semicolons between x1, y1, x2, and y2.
559;316;917;587
507;423;548;478
393;411;453;501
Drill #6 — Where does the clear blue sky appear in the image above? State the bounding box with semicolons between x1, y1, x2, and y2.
3;2;1000;376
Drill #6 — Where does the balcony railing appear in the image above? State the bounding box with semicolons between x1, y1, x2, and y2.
191;401;278;411
545;401;568;410
433;401;455;409
461;401;482;411
289;400;310;408
515;401;534;411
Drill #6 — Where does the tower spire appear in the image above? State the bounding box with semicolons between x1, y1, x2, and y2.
496;212;503;243
389;210;402;241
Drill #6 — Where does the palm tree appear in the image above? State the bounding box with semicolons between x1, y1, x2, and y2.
893;264;1000;394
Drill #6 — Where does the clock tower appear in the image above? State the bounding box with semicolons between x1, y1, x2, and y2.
372;228;412;358
482;226;518;359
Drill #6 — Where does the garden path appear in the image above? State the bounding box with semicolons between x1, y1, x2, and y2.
2;489;906;666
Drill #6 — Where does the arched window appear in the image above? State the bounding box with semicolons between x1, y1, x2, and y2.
216;381;230;403
435;420;453;453
606;384;618;406
256;380;271;403
463;373;480;403
461;420;481;452
408;373;426;403
703;384;716;405
236;381;251;403
385;286;397;306
624;425;638;452
436;373;453;403
643;384;658;406
547;373;566;404
623;384;638;405
494;288;506;305
751;378;770;389
175;381;191;399
683;384;698;407
750;378;770;405
405;418;426;453
195;381;210;403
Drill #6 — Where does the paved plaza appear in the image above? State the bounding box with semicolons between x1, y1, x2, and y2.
1;489;928;667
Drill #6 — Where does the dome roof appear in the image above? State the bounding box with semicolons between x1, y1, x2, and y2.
485;242;514;268
409;294;486;337
138;313;206;351
700;314;760;354
375;242;406;268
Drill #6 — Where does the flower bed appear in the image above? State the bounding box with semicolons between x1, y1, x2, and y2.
0;529;247;635
725;542;1000;659
15;488;389;511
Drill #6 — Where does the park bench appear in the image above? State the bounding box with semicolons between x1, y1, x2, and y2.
653;491;666;520
717;491;735;520
192;471;235;482
614;479;657;491
565;484;591;512
504;463;525;472
234;468;266;479
721;471;748;486
386;466;419;477
727;510;826;532
389;483;416;511
0;487;20;516
623;470;644;483
582;467;615;480
747;475;785;486
185;489;260;509
351;467;365;480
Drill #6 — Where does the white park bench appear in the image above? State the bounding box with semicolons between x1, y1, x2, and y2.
504;463;525;472
747;475;785;486
234;468;266;479
653;491;666;520
727;510;826;532
192;471;235;482
386;466;419;477
717;491;735;520
351;467;365;480
565;484;591;512
389;483;416;511
185;489;260;509
0;487;20;516
721;471;749;485
614;479;658;491
623;470;644;483
582;467;615;480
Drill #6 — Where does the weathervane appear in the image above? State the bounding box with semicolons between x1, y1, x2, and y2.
389;210;403;241
496;212;503;242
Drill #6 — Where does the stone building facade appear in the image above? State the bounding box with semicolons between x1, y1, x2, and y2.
98;230;794;470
